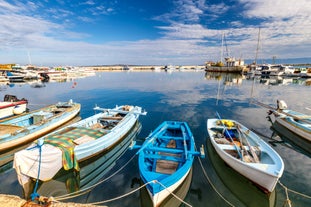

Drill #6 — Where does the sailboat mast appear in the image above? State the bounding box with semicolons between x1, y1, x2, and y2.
27;51;32;65
220;32;224;63
254;28;261;64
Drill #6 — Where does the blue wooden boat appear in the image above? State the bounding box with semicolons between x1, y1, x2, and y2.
0;99;80;152
269;100;311;153
137;121;204;207
14;105;146;189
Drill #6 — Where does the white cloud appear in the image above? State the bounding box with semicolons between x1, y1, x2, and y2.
0;0;310;66
240;0;311;20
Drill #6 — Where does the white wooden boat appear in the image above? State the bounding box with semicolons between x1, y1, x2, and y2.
22;122;142;199
137;121;203;207
269;100;311;153
14;105;146;189
0;99;80;152
207;117;284;193
0;94;28;119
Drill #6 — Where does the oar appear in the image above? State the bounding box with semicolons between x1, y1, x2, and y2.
236;124;260;163
181;124;188;160
215;112;243;160
136;125;167;155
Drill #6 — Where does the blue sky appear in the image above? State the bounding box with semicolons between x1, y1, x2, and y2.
0;0;310;66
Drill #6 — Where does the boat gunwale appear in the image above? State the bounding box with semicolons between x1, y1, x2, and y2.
207;119;284;177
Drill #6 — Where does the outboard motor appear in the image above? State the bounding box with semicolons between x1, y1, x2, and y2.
277;100;287;110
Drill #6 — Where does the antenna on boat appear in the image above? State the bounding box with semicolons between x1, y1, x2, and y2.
27;50;32;65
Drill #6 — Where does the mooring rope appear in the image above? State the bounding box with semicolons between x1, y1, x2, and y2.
197;156;235;207
278;180;311;206
86;181;152;205
86;179;192;206
54;151;137;201
30;139;44;201
155;180;193;207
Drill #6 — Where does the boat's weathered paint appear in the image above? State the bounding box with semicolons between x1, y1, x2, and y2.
0;95;28;119
138;121;201;207
0;100;80;152
207;119;284;193
13;105;146;188
270;109;311;153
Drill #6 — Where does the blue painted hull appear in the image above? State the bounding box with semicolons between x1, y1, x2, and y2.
138;121;197;206
0;100;80;152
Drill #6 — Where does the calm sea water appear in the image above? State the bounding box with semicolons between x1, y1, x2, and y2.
0;71;310;207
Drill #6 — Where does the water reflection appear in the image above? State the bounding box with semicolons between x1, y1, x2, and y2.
23;121;142;199
255;76;310;86
205;72;244;86
207;139;276;207
270;122;311;156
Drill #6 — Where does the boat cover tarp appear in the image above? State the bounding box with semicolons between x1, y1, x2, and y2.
13;127;105;186
14;144;63;186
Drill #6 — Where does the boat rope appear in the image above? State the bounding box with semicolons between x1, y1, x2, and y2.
86;181;152;205
278;180;311;205
30;139;44;201
82;179;193;206
54;151;137;201
278;181;292;207
154;180;193;207
196;153;235;206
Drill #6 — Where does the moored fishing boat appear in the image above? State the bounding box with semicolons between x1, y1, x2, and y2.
22;121;142;199
137;121;204;207
268;100;311;153
207;115;284;193
0;94;28;119
13;104;147;192
0;99;80;152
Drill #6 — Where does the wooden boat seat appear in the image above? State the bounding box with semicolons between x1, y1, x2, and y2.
155;139;181;174
158;135;184;140
73;135;95;145
90;122;103;129
219;144;237;151
100;116;123;120
156;160;178;174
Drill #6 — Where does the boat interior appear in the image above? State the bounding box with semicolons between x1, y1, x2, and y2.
144;128;188;175
210;127;264;163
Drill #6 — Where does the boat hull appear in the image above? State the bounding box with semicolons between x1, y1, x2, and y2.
274;119;311;153
13;105;145;187
0;101;80;152
210;138;279;193
23;122;142;199
207;119;284;193
150;167;191;207
0;101;28;119
138;121;197;207
270;109;311;153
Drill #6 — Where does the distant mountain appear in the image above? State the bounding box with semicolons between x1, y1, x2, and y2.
245;57;311;65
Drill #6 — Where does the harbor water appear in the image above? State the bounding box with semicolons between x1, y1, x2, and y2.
0;71;310;207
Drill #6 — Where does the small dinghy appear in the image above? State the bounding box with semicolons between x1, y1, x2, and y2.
268;100;311;153
14;104;146;194
137;121;204;206
0;99;80;152
207;115;284;193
